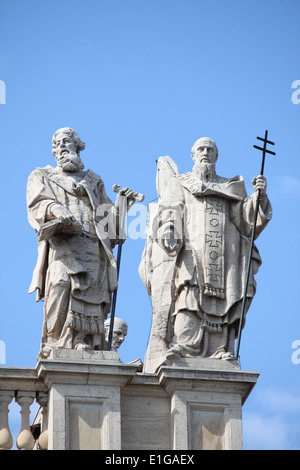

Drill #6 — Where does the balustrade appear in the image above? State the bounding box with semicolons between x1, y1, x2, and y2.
0;367;48;450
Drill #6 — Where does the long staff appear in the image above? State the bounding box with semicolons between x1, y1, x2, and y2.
235;131;275;360
107;185;144;351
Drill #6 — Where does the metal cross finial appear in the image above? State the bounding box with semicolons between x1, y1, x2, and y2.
253;130;276;175
235;130;276;361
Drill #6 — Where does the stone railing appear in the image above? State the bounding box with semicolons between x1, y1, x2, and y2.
0;367;48;450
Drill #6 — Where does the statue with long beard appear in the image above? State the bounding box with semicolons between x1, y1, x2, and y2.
27;127;137;357
140;137;272;372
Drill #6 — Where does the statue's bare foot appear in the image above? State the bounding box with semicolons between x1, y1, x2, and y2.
74;343;92;352
166;345;182;360
210;348;235;361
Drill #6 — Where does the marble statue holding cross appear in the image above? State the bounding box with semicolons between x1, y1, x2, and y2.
139;137;272;373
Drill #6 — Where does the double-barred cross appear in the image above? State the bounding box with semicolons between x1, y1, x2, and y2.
253;129;276;176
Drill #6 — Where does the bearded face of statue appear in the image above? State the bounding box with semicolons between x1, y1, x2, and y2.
53;130;85;173
191;138;218;182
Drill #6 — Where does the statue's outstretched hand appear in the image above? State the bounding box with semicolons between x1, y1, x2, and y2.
252;175;267;196
115;187;139;211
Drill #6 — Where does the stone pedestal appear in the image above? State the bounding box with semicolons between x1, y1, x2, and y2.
157;358;258;450
33;351;258;450
36;350;139;450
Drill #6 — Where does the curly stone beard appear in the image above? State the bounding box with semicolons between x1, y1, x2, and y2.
56;150;85;173
193;161;216;182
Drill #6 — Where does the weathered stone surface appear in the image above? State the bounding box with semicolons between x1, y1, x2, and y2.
140;137;272;372
33;352;258;450
27;127;139;358
0;352;258;450
36;350;140;450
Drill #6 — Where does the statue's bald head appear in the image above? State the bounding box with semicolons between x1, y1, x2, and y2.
191;137;218;163
104;317;128;351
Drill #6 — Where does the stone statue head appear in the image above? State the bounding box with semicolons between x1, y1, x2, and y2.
104;317;128;351
191;137;218;181
52;127;85;172
191;137;218;163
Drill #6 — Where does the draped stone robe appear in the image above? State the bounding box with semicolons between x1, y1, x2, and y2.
141;170;272;371
27;165;119;354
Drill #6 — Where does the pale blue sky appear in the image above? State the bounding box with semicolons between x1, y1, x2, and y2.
0;0;299;450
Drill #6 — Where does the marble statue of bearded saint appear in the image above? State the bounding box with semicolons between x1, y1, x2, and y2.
27;127;137;358
139;137;272;372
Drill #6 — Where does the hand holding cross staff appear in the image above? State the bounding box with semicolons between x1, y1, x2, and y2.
252;175;268;210
252;175;267;195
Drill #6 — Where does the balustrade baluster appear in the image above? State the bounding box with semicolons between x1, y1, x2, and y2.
37;392;48;450
16;391;36;450
0;391;14;450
